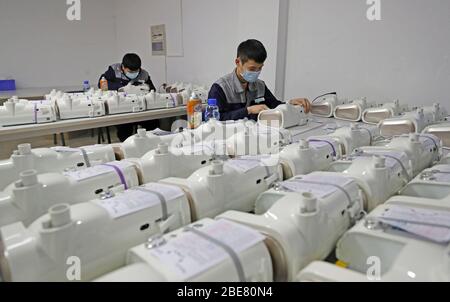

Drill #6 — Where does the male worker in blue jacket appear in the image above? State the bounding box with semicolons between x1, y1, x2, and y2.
99;53;158;142
208;39;310;121
99;53;156;91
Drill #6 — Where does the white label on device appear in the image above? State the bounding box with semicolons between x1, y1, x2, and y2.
419;134;438;151
380;219;450;243
148;219;265;280
308;139;339;154
380;205;450;228
425;165;450;183
63;161;132;181
281;174;354;199
51;146;81;153
361;150;409;176
151;128;173;136
379;204;450;243
64;165;114;181
225;158;261;173
94;183;184;219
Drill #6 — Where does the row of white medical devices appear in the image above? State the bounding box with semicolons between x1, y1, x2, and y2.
0;85;210;127
0;108;444;281
0;108;367;281
297;155;450;282
310;95;448;138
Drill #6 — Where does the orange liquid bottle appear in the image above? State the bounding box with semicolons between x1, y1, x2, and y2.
187;92;202;129
100;77;108;91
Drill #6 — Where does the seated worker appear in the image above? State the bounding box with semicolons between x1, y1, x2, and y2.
98;53;159;142
208;39;311;121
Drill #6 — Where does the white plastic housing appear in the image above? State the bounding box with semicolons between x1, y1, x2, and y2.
362;100;409;124
308;124;378;156
128;143;213;184
46;89;96;102
192;87;208;104
118;83;151;95
423;122;450;148
114;129;164;159
0;144;116;190
328;151;412;211
334;202;450;282
442;153;450;165
192;119;255;141
258;104;308;129
399;164;450;201
56;94;106;119
114;127;201;159
334;98;374;122
311;95;346;118
278;139;337;179
296;261;370;282
166;83;208;104
161;158;283;220
226;124;292;157
0;183;191;282
365;133;441;176
96;218;273;282
379;103;447;137
104;93;146;115
145;90;183;110
0;161;139;227
218;172;364;281
0;99;56;126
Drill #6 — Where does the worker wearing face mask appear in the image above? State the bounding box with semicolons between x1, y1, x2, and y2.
208;39;311;121
98;53;158;142
98;53;156;91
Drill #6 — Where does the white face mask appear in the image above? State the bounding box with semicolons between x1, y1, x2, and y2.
125;71;139;80
241;69;261;83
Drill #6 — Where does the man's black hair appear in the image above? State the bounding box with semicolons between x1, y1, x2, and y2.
237;39;267;64
122;53;142;71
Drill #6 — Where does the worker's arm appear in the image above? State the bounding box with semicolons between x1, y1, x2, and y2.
263;85;283;109
208;83;249;121
98;66;123;91
264;85;311;113
144;76;157;92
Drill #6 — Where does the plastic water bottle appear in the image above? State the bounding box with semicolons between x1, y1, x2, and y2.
83;80;90;92
205;98;220;122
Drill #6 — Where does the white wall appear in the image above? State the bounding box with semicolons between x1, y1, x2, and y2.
284;0;450;106
0;0;117;88
5;0;448;107
114;0;280;92
0;0;280;92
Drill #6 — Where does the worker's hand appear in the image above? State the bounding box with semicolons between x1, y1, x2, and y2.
247;104;269;115
289;98;311;113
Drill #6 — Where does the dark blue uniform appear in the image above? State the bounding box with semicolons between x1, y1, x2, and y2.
208;70;282;121
99;63;159;142
98;63;156;91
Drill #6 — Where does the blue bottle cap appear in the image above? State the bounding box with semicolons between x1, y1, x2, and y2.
208;99;217;106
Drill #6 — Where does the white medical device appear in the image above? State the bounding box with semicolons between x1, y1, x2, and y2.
0;183;190;282
0;143;116;190
218;172;364;281
96;218;273;282
0;161;139;227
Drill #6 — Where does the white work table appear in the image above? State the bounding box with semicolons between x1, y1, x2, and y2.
0;107;188;142
0;113;356;144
